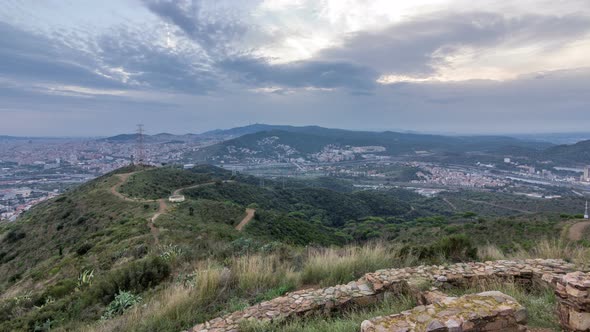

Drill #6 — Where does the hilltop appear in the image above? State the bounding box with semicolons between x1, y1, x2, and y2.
185;126;553;163
0;164;588;331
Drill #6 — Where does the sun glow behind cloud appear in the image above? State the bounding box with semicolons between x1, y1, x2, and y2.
1;0;589;135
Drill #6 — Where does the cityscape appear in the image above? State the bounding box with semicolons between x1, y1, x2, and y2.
2;129;589;221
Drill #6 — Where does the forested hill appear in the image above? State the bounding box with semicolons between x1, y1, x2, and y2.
186;127;551;162
543;139;590;163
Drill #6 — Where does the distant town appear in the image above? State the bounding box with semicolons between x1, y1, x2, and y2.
1;128;590;222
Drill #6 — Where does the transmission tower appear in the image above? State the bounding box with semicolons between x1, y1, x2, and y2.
136;124;146;165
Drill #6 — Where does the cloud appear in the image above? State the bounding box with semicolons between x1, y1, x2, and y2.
0;22;124;89
1;1;590;135
219;56;377;91
319;11;590;78
142;0;249;56
95;27;219;94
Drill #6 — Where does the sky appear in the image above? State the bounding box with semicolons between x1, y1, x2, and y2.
0;0;589;136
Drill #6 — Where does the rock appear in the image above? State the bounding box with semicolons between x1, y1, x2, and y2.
425;319;445;331
361;291;526;332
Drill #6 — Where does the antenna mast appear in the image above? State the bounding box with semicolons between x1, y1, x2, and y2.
136;124;146;165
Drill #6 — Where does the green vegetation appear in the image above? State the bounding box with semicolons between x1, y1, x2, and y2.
1;164;588;331
119;165;230;199
101;290;142;320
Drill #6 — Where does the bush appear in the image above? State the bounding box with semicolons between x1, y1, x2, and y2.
101;290;141;320
76;243;93;256
4;230;26;243
399;235;477;264
90;256;170;304
44;279;77;300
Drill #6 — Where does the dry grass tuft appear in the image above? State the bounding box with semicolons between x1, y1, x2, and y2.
301;242;397;286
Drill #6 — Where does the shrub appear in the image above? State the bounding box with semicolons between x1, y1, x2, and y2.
76;243;93;256
399;235;477;264
44;279;77;300
101;290;142;320
90;256;170;304
4;230;26;243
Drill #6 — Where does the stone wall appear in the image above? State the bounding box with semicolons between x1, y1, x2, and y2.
556;271;590;331
188;259;575;332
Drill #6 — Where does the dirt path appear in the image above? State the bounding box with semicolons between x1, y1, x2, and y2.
172;180;236;196
148;199;167;245
442;197;458;211
568;221;590;241
110;172;160;244
110;175;245;242
235;208;256;231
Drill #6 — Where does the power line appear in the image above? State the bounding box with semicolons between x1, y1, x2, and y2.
136;124;146;165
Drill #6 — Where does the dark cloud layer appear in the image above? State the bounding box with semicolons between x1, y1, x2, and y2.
0;1;589;135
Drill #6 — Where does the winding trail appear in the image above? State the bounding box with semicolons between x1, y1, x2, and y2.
111;172;159;244
568;220;590;241
110;175;251;245
172;180;236;196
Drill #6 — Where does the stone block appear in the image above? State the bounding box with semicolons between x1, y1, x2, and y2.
360;291;526;332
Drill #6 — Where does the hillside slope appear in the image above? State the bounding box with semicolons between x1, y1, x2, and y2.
0;164;581;331
186;127;551;163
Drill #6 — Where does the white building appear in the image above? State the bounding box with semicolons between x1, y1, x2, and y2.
168;195;185;203
585;201;589;220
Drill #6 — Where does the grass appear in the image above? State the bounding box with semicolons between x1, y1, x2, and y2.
301;242;398;287
232;254;299;293
4;165;590;331
83;238;590;332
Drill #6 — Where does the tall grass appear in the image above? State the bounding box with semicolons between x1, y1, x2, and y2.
232;254;299;293
87;240;590;332
301;242;397;287
477;243;506;261
506;239;590;268
86;255;300;332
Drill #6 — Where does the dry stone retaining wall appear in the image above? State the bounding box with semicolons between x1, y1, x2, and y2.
189;259;576;332
556;271;590;331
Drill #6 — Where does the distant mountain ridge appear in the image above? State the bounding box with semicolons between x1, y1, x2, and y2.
187;126;554;163
543;140;590;163
101;133;201;143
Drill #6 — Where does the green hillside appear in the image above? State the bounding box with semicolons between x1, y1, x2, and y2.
185;127;551;163
0;165;585;331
